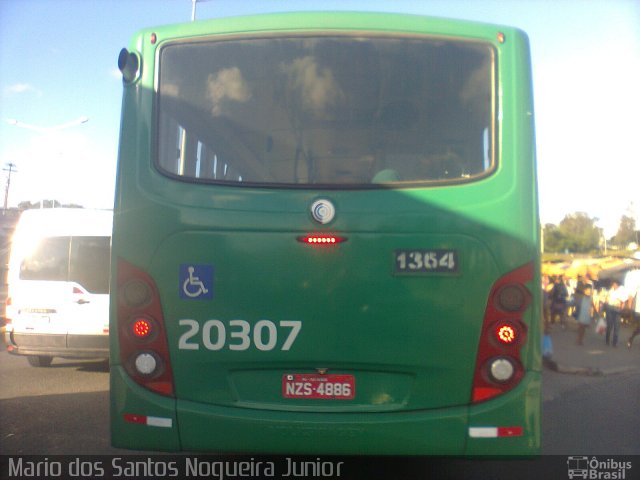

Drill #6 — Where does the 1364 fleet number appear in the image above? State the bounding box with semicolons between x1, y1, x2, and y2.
394;249;458;274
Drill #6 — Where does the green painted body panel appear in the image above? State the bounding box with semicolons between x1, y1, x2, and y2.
154;230;495;411
110;12;540;455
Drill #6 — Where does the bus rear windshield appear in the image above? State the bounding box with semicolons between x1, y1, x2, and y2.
157;36;495;187
20;236;111;294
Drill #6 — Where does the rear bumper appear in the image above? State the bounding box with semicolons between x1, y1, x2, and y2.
5;332;109;359
111;366;540;455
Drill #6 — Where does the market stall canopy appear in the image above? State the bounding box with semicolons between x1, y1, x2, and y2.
541;262;570;277
542;257;640;281
597;259;640;282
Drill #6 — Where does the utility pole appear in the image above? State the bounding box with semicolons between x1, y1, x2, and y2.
190;0;212;21
5;116;88;209
3;162;17;213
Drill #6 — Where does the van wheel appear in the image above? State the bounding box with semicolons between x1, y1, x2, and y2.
27;355;53;367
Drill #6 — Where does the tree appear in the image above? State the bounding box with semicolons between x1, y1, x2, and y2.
543;212;601;253
542;223;564;253
558;212;601;253
612;215;637;248
17;200;83;210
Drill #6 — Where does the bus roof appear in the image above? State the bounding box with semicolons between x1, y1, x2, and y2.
131;11;526;45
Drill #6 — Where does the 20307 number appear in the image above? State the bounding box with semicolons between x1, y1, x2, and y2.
178;319;301;352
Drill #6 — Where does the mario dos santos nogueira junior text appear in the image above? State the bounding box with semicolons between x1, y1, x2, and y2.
7;456;346;478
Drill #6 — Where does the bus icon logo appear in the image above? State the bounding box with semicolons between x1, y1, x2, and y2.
567;456;589;479
180;264;214;300
310;199;336;224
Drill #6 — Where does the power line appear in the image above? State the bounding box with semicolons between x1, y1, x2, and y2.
3;162;17;213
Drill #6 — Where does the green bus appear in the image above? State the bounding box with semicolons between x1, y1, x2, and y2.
111;11;540;455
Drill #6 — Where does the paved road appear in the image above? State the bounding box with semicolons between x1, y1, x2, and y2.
541;321;640;455
543;369;640;454
0;352;126;455
1;324;639;456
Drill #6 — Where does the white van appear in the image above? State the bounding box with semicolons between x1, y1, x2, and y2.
4;208;112;367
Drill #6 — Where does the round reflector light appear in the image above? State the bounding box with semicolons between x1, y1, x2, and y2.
496;284;527;312
134;352;157;376
122;279;152;308
489;358;515;383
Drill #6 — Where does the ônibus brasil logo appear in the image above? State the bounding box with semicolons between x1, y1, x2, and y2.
567;456;632;479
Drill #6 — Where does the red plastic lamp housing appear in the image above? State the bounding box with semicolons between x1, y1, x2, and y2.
117;259;174;397
471;263;533;403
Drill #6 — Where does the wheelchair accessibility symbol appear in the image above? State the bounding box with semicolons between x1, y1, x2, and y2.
179;264;214;300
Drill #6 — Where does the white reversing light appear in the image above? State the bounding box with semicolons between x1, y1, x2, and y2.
135;353;157;376
489;358;515;383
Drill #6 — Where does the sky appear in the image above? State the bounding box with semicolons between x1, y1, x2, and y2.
1;0;639;237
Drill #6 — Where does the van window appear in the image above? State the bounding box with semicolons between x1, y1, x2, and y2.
20;236;111;294
70;237;111;294
20;237;69;282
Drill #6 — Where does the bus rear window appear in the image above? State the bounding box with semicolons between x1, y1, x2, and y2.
157;36;495;187
20;236;111;294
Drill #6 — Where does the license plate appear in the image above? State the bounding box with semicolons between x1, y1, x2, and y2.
24;315;50;328
283;374;355;400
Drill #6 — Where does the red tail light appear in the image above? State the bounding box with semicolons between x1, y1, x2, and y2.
131;317;154;339
4;295;13;324
495;323;518;345
471;263;532;403
5;296;11;325
117;259;174;396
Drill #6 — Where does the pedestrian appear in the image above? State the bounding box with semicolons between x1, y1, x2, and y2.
626;286;640;348
542;320;557;371
573;274;592;319
576;285;596;346
542;275;553;325
551;276;568;329
566;277;576;318
604;280;628;347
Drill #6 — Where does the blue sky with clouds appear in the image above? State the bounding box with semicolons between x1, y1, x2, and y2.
1;0;639;235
